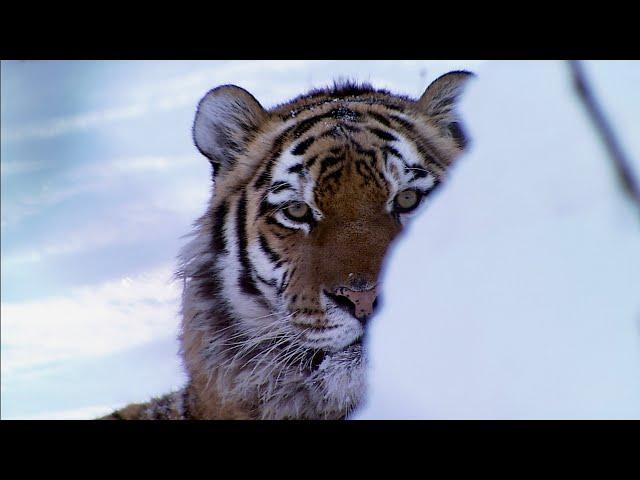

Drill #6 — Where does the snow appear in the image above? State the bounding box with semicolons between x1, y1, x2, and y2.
354;60;640;419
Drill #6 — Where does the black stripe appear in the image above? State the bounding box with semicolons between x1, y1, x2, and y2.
236;192;262;297
288;163;304;174
341;123;361;133
292;115;327;138
193;260;223;302
211;201;228;253
306;155;319;168
382;145;403;160
278;266;296;295
292;108;362;138
389;114;447;171
256;274;278;287
354;159;381;188
354;144;377;162
254;125;296;188
265;215;298;233
315;123;360;138
368;127;398;142
389;114;418;133
292;136;316;155
319;156;341;175
265;216;280;227
368;111;392;127
259;198;276;216
318;126;343;139
259;234;281;264
323;167;343;184
353;148;387;191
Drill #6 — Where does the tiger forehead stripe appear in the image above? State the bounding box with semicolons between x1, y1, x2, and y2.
280;95;407;121
367;110;392;127
253;124;297;188
281;112;400;164
368;127;398;142
261;111;444;210
289;107;362;138
291;136;316;156
319;156;341;176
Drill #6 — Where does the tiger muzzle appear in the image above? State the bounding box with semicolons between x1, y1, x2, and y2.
330;285;379;324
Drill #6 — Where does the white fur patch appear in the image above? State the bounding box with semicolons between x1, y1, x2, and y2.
247;241;285;305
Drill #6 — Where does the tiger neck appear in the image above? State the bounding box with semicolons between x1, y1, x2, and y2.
180;288;366;420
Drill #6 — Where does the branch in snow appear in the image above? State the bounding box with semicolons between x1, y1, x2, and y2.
568;60;640;218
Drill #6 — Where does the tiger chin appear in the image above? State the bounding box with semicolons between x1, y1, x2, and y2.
102;71;474;420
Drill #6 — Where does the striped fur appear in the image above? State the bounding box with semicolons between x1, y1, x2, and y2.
103;71;474;420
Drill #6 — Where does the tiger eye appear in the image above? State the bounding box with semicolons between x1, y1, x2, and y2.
395;189;420;211
286;202;310;220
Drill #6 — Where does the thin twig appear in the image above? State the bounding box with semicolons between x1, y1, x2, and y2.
568;60;640;217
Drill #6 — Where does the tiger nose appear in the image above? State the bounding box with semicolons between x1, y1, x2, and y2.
333;286;379;322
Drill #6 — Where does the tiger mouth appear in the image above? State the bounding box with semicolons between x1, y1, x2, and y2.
291;321;364;352
291;322;341;331
288;300;366;354
292;322;363;347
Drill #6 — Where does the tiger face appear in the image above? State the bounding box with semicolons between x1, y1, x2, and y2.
183;72;473;418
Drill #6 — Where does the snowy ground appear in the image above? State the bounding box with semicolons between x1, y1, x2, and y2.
2;60;638;419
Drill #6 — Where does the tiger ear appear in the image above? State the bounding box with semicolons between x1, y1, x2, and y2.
417;70;475;149
193;85;268;175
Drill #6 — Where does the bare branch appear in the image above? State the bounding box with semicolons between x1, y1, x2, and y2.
568;60;640;217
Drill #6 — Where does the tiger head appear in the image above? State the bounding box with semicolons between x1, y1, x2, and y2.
182;72;473;418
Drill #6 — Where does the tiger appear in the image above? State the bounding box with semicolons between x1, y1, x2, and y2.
102;70;474;420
